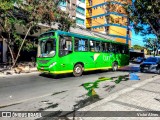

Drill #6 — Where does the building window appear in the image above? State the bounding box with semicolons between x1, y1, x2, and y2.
76;17;85;25
59;1;67;7
76;6;85;15
79;0;85;3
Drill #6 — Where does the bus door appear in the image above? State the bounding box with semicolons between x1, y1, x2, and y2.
58;36;73;71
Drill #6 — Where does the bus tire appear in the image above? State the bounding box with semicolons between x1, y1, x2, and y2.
73;64;83;77
112;62;118;71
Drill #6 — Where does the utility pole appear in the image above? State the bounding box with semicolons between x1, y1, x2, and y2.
126;18;130;44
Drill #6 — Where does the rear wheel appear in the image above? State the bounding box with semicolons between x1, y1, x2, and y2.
73;64;83;77
112;62;118;71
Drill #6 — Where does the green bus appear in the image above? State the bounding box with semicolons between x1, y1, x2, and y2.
37;30;129;77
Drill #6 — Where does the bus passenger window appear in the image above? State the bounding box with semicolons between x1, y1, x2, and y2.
59;36;72;57
74;38;88;51
95;41;101;52
106;43;111;52
89;40;95;52
112;44;116;53
124;45;129;54
101;42;105;52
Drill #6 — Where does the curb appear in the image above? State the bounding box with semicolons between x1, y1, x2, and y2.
78;75;160;112
0;69;38;77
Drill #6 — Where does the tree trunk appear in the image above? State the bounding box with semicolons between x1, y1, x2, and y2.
12;26;32;67
7;44;15;67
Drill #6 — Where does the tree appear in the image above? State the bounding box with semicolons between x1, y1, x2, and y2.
144;38;160;56
126;0;160;40
133;45;144;50
0;0;75;67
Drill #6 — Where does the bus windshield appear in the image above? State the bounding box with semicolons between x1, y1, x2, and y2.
38;38;56;58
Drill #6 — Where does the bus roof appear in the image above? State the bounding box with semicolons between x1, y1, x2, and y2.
40;30;128;46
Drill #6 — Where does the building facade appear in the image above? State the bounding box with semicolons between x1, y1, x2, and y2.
86;0;132;45
59;0;86;28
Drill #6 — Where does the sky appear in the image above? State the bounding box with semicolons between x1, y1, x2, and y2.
131;30;157;47
131;30;145;46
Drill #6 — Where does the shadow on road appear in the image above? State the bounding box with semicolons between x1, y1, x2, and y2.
39;70;116;79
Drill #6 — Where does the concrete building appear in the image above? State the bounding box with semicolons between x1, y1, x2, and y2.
86;0;132;45
59;0;86;28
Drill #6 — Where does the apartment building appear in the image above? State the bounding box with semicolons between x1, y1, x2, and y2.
86;0;132;45
59;0;86;28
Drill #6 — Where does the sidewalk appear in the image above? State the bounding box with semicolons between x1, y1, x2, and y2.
77;75;160;120
0;67;37;76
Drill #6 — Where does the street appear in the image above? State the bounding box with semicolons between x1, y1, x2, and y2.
0;64;159;119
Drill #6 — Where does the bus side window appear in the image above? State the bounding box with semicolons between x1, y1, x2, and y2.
75;38;88;51
112;43;116;53
89;40;95;52
108;43;112;52
117;44;121;53
101;42;105;52
124;45;129;54
95;41;101;52
121;45;125;54
59;36;72;57
101;42;107;52
115;44;120;53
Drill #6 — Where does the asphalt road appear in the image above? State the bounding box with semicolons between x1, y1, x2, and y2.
0;63;158;113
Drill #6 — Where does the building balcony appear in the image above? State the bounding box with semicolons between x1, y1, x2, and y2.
86;1;92;9
86;4;92;8
86;13;92;18
86;23;92;28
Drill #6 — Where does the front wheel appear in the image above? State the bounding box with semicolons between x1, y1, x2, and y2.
112;62;118;71
73;64;83;77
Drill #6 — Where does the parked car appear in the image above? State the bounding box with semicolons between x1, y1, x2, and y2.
140;57;160;74
133;57;145;63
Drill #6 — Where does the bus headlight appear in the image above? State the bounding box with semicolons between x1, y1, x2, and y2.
49;62;57;68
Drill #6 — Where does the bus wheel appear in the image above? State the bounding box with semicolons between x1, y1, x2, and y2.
73;64;83;77
112;62;118;71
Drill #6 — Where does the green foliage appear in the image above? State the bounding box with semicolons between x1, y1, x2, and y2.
144;38;160;56
125;0;160;39
133;45;144;50
0;0;75;64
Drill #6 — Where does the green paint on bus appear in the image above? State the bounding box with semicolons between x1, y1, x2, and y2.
36;30;129;77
